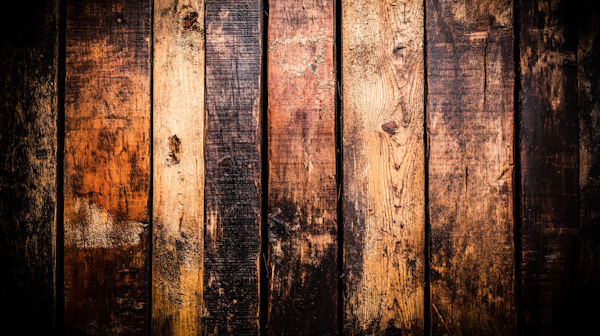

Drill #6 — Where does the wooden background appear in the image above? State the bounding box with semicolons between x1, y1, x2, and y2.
1;0;599;335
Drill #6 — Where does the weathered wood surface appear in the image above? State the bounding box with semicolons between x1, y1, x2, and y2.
0;0;58;333
519;0;579;334
267;0;337;334
580;1;600;332
64;0;151;334
152;1;205;335
204;0;262;334
427;0;516;334
342;0;425;334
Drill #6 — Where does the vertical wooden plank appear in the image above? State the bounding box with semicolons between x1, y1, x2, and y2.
0;0;58;333
427;0;516;334
519;0;579;334
579;0;600;331
64;0;151;334
152;1;205;335
267;0;337;334
204;0;262;334
342;0;425;334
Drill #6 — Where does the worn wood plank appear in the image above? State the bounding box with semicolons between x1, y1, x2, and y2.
519;0;579;334
204;0;262;334
64;0;151;334
0;0;58;334
152;1;205;335
579;1;600;331
342;0;425;334
427;0;516;334
267;0;337;334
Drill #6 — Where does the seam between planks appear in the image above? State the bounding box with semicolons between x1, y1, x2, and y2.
423;0;431;335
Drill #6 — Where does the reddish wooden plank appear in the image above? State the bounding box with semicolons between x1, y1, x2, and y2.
0;0;58;333
204;0;263;334
427;0;516;334
152;1;205;335
64;0;151;334
267;0;337;334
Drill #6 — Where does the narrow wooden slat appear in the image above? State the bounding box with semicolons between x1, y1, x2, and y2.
64;0;151;334
0;0;58;333
204;0;262;334
427;0;516;333
519;0;579;334
267;0;337;334
579;1;600;331
152;1;205;335
342;0;425;334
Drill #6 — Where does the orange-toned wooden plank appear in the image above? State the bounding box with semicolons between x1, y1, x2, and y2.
342;0;425;334
267;0;337;334
64;0;151;333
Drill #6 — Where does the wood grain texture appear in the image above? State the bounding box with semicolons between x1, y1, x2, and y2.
152;1;205;335
342;0;425;334
267;0;337;334
64;0;151;334
204;0;262;334
0;0;58;334
427;0;515;334
519;0;579;334
579;1;600;331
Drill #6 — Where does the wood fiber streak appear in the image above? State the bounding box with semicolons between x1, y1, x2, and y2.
427;0;515;334
0;0;58;333
64;0;151;334
204;0;262;334
579;1;600;332
267;0;337;334
519;0;579;334
152;1;205;335
342;0;425;334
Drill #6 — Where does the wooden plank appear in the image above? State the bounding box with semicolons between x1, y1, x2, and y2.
204;0;262;334
152;1;205;335
427;0;516;334
64;0;151;334
519;0;579;334
342;0;425;334
267;0;337;334
0;0;58;334
579;1;600;331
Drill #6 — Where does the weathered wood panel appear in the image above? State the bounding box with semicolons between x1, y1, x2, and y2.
519;0;579;334
204;0;263;334
152;1;205;335
427;0;516;334
64;0;151;334
342;0;425;334
267;0;337;334
0;0;58;334
579;1;600;332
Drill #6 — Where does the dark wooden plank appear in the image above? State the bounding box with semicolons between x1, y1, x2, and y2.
152;1;205;335
204;0;262;334
342;0;425;334
0;0;58;334
427;0;516;334
267;0;337;334
64;0;151;334
579;0;600;332
519;0;579;334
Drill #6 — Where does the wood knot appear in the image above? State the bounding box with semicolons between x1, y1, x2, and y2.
382;121;398;135
167;135;181;165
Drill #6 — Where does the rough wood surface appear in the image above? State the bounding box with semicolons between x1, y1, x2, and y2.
342;0;425;334
204;0;262;334
152;1;205;335
64;0;151;334
519;0;579;334
579;1;600;331
427;0;516;334
267;0;337;334
0;0;58;333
